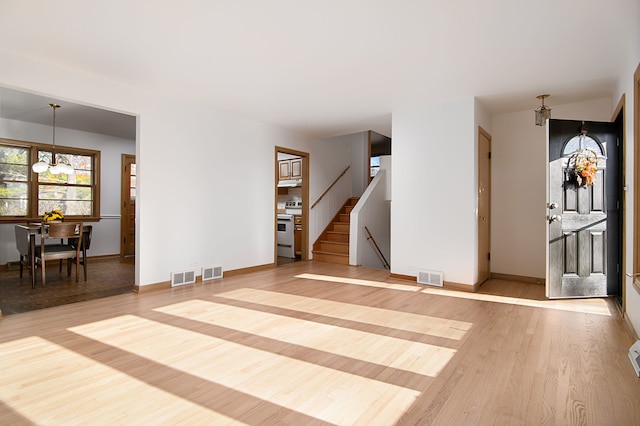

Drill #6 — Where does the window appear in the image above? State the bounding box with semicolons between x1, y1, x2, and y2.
0;138;100;222
562;134;605;157
0;145;29;216
370;156;380;178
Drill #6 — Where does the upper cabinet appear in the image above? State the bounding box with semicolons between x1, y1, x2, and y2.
291;158;302;179
279;158;302;180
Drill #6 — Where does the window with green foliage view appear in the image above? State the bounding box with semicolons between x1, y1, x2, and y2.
0;146;29;216
0;140;99;221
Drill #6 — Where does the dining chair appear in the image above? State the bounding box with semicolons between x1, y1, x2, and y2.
69;225;92;280
34;221;83;287
14;225;32;278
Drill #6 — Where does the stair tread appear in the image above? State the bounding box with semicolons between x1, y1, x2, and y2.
312;250;348;257
319;240;348;245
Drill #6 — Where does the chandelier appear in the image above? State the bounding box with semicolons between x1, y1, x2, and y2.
32;103;74;175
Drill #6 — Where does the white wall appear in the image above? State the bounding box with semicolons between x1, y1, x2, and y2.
350;131;369;197
308;133;352;203
0;47;313;287
137;97;312;283
391;98;477;285
0;118;135;264
490;98;613;280
308;132;363;249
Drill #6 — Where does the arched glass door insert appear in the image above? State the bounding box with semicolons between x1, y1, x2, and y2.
562;127;606;188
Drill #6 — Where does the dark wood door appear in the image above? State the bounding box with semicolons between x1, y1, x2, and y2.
547;119;620;298
477;128;491;285
120;154;136;257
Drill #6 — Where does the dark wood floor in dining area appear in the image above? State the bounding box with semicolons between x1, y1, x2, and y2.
0;256;135;316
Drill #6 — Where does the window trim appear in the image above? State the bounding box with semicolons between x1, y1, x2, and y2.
0;137;101;223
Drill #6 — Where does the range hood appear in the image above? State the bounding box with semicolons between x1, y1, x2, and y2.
277;179;302;188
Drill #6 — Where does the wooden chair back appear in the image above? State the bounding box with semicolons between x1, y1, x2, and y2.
45;221;83;240
37;221;83;286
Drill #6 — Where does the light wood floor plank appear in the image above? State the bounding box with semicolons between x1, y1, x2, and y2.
1;262;639;425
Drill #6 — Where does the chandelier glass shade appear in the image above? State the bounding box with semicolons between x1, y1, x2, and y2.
32;103;74;175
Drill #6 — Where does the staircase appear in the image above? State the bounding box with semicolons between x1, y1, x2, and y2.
312;197;358;265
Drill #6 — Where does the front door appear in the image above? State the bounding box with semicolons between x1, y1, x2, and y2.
547;119;621;298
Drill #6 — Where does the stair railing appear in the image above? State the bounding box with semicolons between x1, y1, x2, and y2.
311;166;350;209
364;226;390;269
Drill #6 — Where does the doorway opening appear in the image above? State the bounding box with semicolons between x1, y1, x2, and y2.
275;147;309;266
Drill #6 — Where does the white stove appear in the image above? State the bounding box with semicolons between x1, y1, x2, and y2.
277;213;295;258
284;200;302;215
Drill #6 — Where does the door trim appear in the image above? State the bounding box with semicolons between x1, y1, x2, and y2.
633;63;640;296
612;95;626;310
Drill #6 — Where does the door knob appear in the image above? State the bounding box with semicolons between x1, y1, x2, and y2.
547;215;561;223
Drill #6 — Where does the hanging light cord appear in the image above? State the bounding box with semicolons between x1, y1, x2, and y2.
50;103;59;165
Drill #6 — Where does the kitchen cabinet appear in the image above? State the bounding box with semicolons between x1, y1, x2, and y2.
294;215;302;256
279;158;302;180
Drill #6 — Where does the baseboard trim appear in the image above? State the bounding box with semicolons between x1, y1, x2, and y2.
133;262;276;294
133;281;169;294
491;272;545;285
623;312;639;341
444;281;479;293
389;273;414;281
222;262;275;277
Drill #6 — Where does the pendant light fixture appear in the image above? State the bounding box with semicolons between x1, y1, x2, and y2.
32;103;74;175
535;94;551;126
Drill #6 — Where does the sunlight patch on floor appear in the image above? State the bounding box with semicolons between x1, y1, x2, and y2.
155;298;456;377
297;273;612;317
418;287;612;316
219;287;472;341
69;315;420;425
297;272;422;292
0;336;243;425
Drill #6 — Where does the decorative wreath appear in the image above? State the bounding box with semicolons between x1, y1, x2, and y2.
567;148;598;187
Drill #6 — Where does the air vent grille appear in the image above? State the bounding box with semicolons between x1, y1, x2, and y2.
202;265;223;281
629;340;640;377
417;269;444;287
171;269;197;287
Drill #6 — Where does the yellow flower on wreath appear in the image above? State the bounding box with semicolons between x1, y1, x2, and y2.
43;209;64;222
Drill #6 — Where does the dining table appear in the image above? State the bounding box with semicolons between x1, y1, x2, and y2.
16;223;87;289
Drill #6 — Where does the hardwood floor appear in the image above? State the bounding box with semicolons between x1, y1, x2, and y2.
0;257;135;316
0;261;638;425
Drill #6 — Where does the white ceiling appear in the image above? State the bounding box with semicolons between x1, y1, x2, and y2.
0;87;136;139
0;1;637;140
